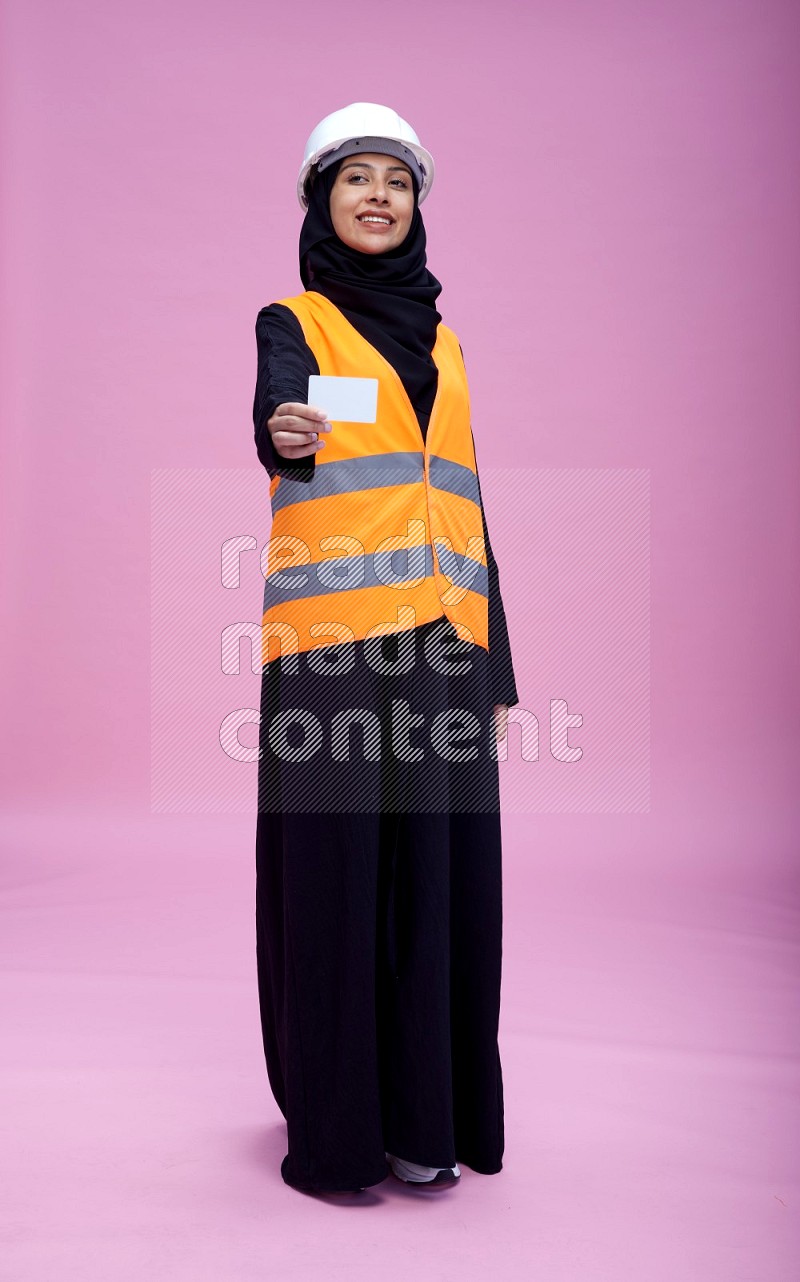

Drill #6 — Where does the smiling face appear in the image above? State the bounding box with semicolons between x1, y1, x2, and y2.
328;152;416;253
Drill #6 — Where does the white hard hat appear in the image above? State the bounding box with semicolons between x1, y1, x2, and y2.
297;102;435;210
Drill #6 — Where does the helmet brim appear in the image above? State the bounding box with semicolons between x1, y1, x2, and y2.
297;137;435;210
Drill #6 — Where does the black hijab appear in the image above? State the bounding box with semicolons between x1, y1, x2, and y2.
298;160;443;435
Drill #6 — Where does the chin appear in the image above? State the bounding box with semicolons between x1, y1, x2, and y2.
347;237;393;254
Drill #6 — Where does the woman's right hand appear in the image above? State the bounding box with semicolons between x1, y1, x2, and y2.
267;403;332;459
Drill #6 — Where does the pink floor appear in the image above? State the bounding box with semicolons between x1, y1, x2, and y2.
2;803;797;1280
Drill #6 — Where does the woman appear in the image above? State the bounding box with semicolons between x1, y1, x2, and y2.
252;103;519;1196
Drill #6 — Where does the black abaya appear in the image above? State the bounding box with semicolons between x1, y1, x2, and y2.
253;302;517;1192
255;616;506;1191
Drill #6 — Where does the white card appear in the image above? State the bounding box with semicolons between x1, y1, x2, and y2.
308;375;379;424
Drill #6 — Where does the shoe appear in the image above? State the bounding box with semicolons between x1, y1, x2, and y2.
386;1152;461;1186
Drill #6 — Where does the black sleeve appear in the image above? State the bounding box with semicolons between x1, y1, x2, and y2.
475;464;520;708
459;344;520;708
253;302;321;483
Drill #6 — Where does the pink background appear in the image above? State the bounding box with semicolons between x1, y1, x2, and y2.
2;0;799;1277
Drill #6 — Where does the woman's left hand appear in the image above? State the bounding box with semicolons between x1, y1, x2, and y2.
493;704;509;742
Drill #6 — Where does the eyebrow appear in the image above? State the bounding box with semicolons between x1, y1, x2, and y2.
339;161;412;176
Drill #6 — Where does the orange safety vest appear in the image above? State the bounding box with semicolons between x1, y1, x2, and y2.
261;290;489;665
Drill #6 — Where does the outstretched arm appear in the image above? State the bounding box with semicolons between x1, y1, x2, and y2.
253;303;321;483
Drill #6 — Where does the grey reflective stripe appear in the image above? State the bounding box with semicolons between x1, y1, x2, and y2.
271;451;425;514
434;543;489;598
263;543;489;611
428;454;481;508
264;543;435;611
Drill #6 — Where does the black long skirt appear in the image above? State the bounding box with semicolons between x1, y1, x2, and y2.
254;614;505;1192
